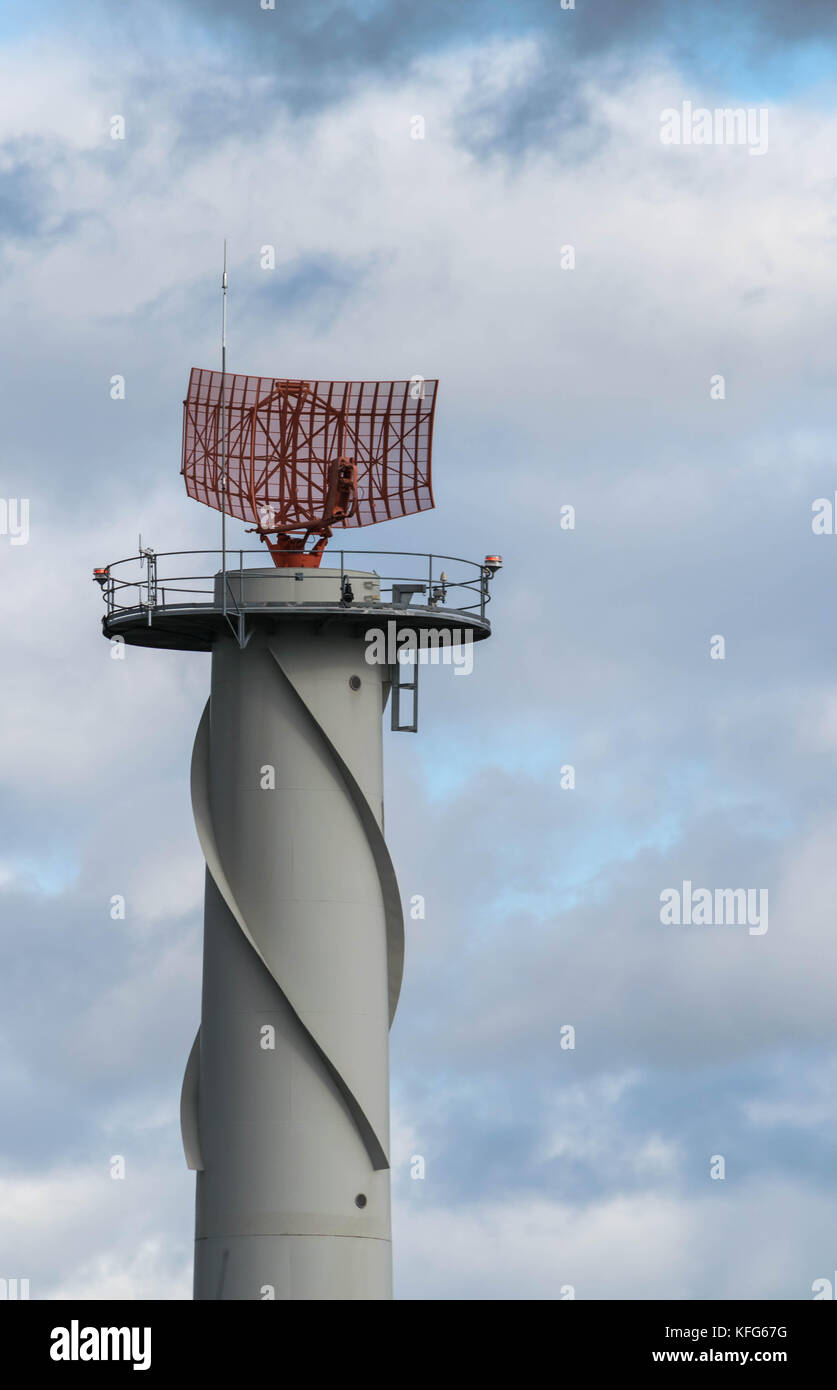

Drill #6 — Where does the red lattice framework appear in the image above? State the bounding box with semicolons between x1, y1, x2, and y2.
181;369;437;565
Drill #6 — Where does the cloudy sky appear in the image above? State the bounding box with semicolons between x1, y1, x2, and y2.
2;0;837;1300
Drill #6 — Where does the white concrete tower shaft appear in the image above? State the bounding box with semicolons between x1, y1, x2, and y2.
180;581;404;1300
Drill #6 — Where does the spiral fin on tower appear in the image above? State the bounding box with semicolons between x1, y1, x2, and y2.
180;656;402;1174
266;638;404;1026
180;1029;204;1171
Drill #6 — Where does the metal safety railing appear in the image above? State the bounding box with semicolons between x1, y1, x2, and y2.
94;548;497;630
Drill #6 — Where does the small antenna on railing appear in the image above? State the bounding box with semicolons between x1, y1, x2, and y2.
220;241;228;612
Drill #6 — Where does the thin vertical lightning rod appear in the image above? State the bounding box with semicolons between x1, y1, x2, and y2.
220;243;228;611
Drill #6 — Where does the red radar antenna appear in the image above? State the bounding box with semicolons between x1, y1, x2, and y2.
181;369;438;566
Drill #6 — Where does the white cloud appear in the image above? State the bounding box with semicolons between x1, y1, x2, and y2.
0;1163;192;1300
394;1179;836;1299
